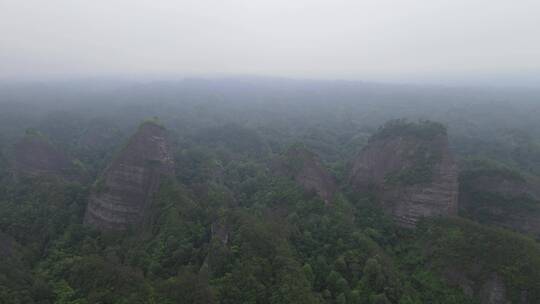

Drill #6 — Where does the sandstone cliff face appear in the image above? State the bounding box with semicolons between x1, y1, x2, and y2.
278;145;337;204
459;163;540;237
84;122;174;230
13;135;73;178
349;122;458;227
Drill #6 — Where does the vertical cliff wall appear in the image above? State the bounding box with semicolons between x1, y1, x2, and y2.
349;120;458;227
84;121;174;230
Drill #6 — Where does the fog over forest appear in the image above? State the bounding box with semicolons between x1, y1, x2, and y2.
2;1;540;304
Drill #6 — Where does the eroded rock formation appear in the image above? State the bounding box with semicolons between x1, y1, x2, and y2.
84;121;174;230
277;144;337;204
349;120;458;227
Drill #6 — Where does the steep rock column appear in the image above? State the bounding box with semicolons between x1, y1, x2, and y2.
84;121;174;230
349;120;458;227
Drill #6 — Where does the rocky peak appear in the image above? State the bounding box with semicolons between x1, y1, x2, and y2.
84;121;174;230
349;120;458;227
277;144;337;204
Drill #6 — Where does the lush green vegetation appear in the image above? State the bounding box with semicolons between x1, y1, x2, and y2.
458;158;540;231
2;79;540;303
384;144;442;185
0;141;472;303
413;218;540;303
279;143;317;176
2;157;532;304
459;158;525;183
362;119;447;185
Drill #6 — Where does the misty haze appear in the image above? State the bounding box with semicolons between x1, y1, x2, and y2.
1;1;540;304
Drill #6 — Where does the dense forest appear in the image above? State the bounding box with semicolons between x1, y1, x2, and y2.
1;78;540;304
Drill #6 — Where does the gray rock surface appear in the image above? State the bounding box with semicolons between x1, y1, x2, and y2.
349;133;458;227
84;122;174;230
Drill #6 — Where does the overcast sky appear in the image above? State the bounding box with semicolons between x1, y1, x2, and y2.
1;0;539;84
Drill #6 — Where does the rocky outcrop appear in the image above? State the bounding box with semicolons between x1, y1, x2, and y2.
277;144;337;204
459;160;540;237
349;120;458;227
84;121;174;230
13;134;73;178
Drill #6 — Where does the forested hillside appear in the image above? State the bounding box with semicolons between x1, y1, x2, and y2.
1;78;540;303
